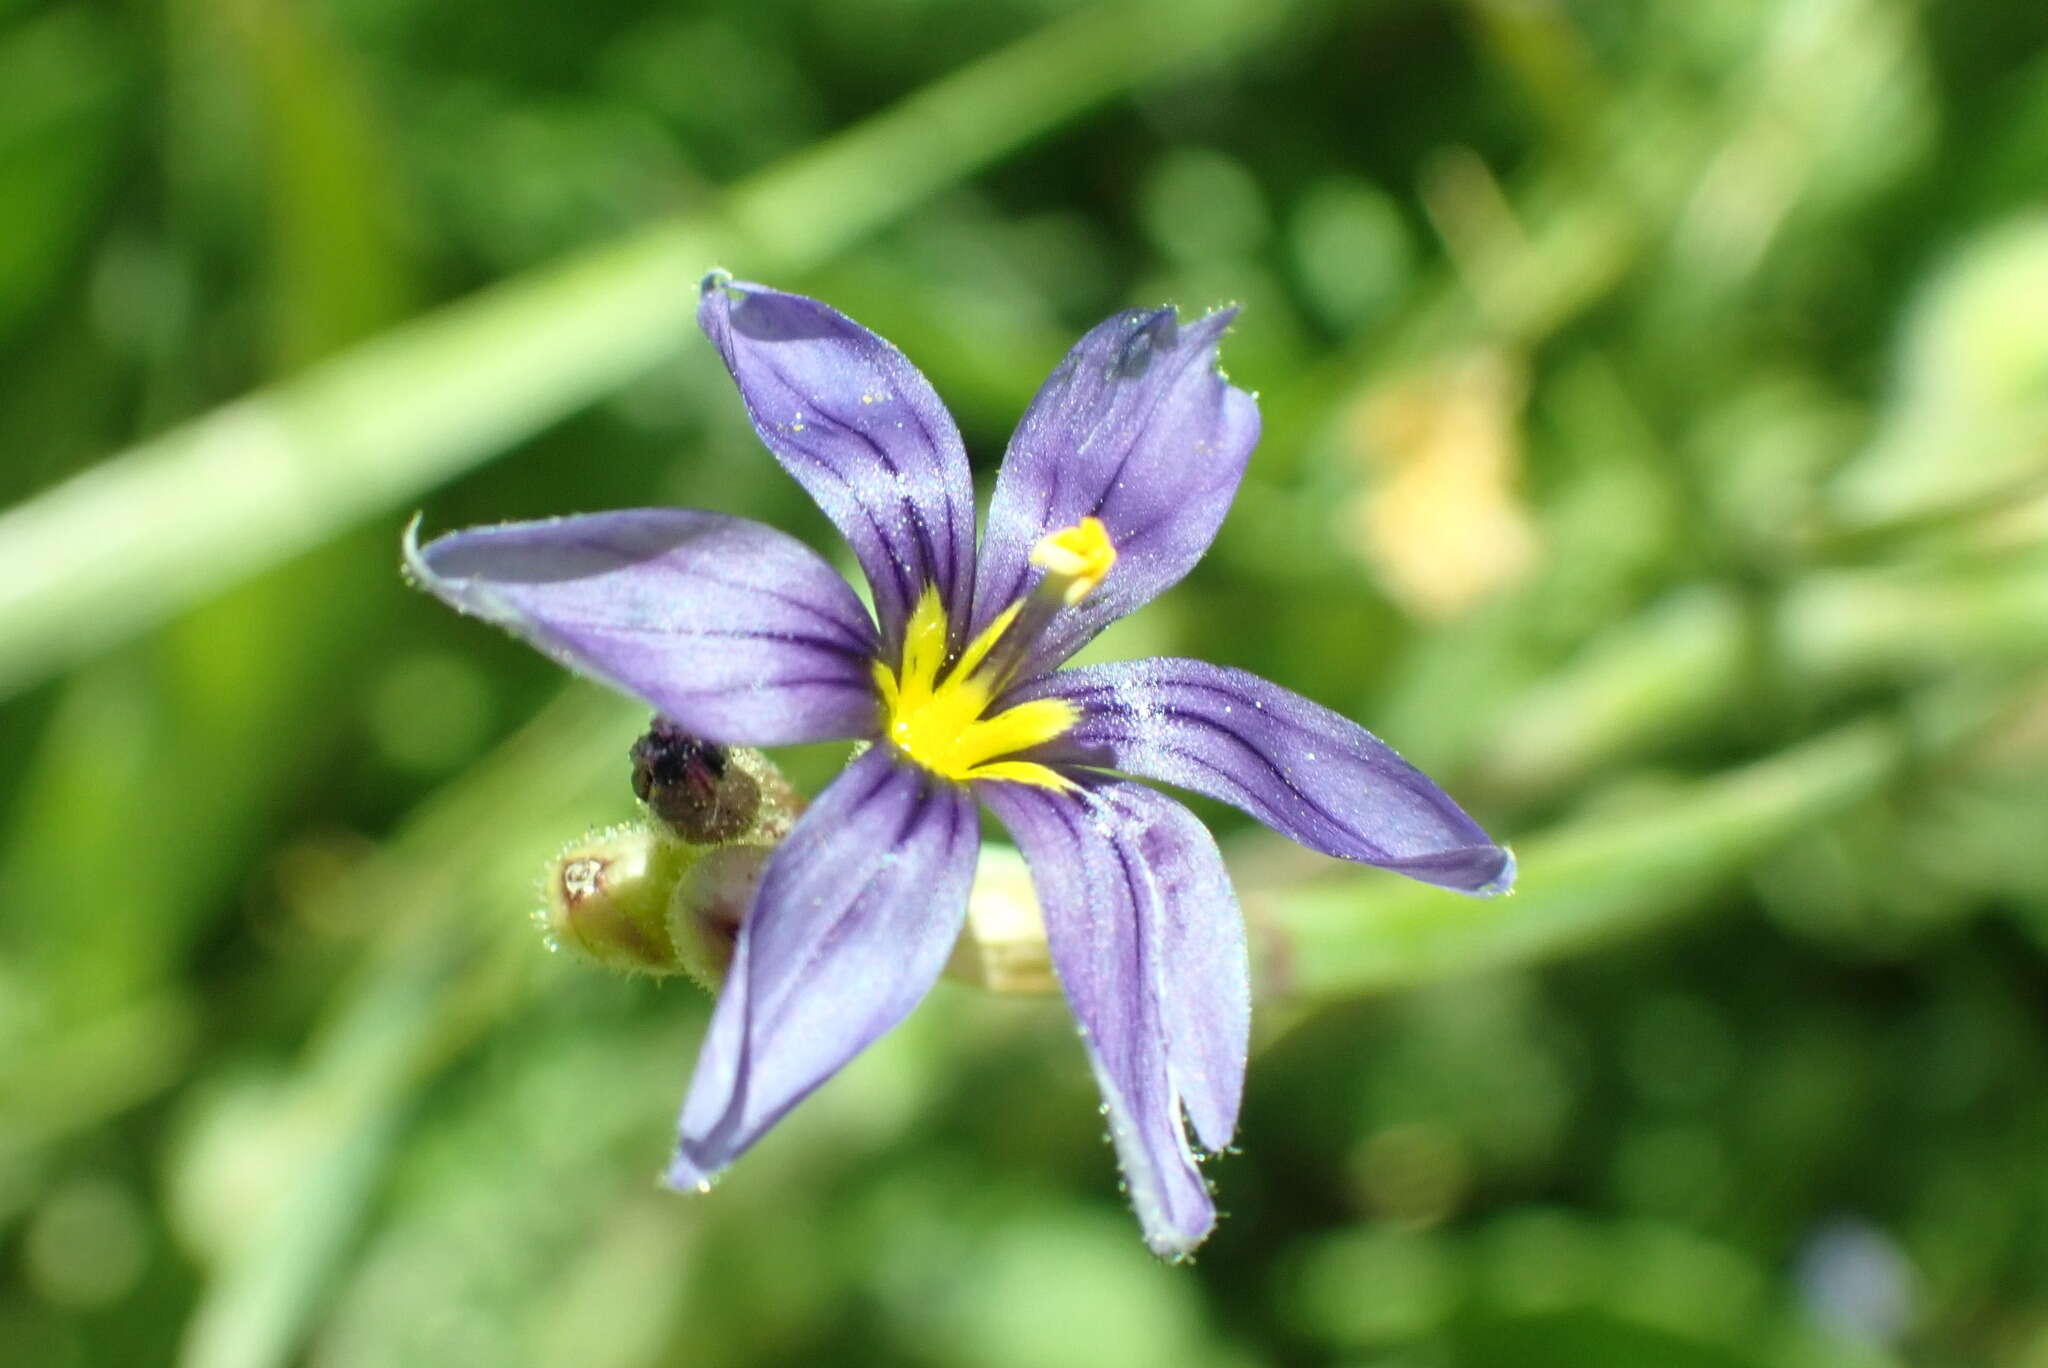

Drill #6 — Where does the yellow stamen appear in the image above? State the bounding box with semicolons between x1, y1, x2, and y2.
954;601;1020;681
873;587;1076;789
1029;517;1117;606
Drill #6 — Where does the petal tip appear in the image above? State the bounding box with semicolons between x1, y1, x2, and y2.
398;513;450;598
1114;309;1180;378
1477;846;1517;898
398;512;427;582
697;271;764;341
1105;302;1243;384
696;272;739;337
661;1148;718;1195
1139;1206;1216;1262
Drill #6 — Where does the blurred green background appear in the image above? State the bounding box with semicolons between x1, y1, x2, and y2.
4;0;2048;1364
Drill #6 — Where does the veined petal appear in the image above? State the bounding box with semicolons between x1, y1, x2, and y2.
972;307;1259;675
407;510;881;746
978;777;1248;1258
667;747;979;1187
698;276;977;652
1014;658;1515;896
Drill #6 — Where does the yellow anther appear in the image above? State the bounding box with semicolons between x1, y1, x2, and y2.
1029;517;1117;606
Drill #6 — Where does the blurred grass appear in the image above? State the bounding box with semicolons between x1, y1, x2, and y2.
0;0;1290;702
4;0;2048;1366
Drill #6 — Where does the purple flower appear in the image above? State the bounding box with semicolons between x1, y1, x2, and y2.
407;275;1513;1256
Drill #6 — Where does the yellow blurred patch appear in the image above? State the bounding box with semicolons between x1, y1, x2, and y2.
1344;349;1541;620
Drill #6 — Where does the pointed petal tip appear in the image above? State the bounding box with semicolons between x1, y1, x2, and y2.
661;1148;718;1195
1139;1199;1217;1262
399;514;472;609
1108;304;1244;391
398;512;429;588
1389;841;1517;898
1146;1236;1206;1263
1111;309;1179;379
1110;302;1244;382
1478;846;1517;898
695;272;740;334
1133;300;1241;330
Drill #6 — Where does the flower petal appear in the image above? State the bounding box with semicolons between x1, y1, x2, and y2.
666;746;979;1187
978;777;1248;1258
698;276;977;651
406;509;879;746
973;307;1260;674
1014;658;1515;895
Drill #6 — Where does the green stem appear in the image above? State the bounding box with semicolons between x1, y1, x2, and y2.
1474;557;2048;801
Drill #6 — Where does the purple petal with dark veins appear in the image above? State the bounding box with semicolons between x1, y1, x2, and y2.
405;509;880;747
978;778;1248;1258
972;306;1260;675
666;746;979;1188
698;276;977;652
1012;658;1516;896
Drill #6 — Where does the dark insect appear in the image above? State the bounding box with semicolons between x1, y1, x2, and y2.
629;718;760;844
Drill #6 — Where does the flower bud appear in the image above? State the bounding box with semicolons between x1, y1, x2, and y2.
945;845;1057;994
540;824;690;975
543;740;1055;996
665;842;775;991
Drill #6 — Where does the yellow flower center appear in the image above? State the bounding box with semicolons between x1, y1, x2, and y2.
872;519;1117;788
